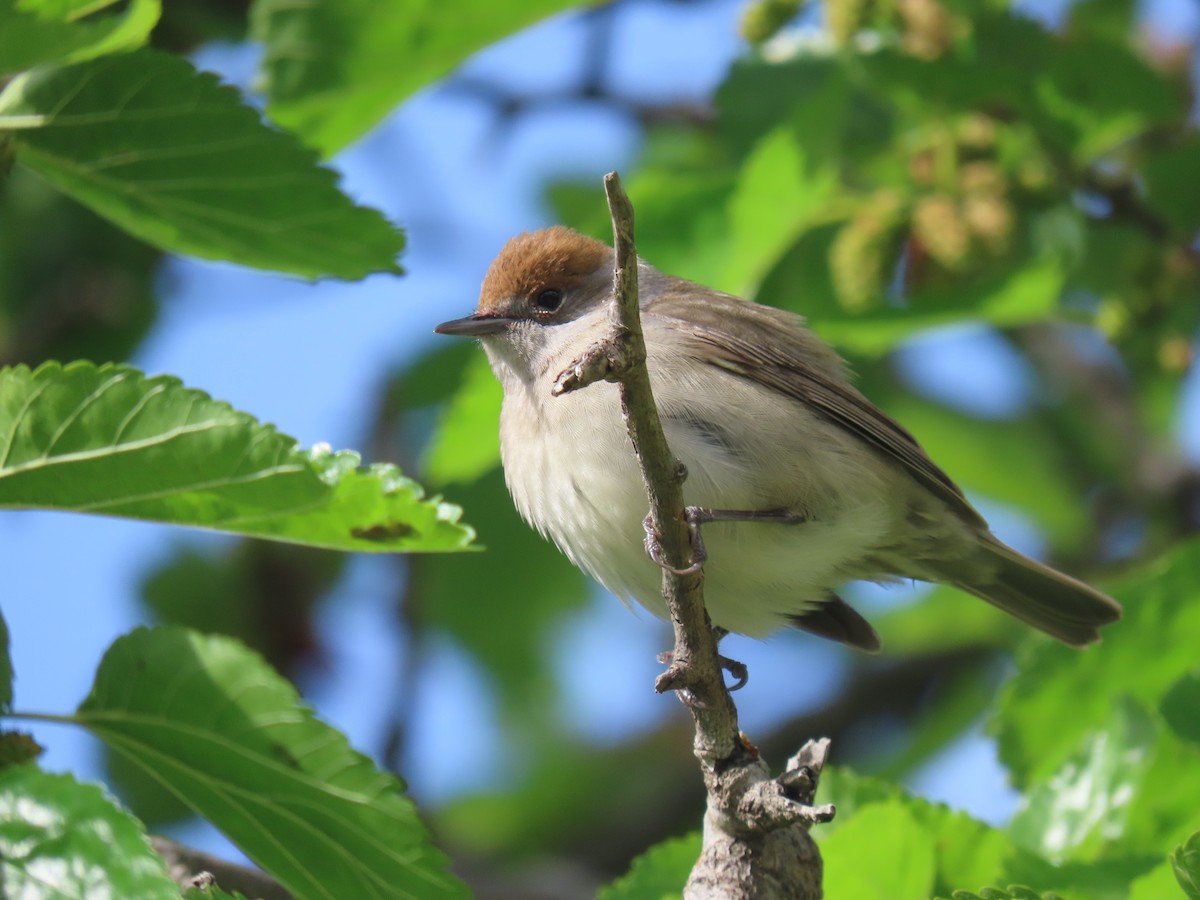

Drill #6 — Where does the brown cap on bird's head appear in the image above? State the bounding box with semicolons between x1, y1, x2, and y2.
477;227;609;316
435;226;611;337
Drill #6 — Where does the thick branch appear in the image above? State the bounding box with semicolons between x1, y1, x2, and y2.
152;836;292;900
552;172;831;898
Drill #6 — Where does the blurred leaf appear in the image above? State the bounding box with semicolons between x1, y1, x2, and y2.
0;48;403;279
140;541;341;674
0;764;178;898
877;585;1022;654
597;832;699;900
1008;698;1155;863
1067;0;1136;41
994;540;1200;788
437;726;688;860
758;226;1064;354
0;168;159;367
0;361;475;552
874;658;1004;780
252;0;582;156
1121;726;1200;863
421;468;586;711
821;799;938;898
1160;670;1200;745
716;56;863;163
77;626;468;899
392;340;478;411
722;124;838;295
1172;831;1200;899
1143;140;1200;238
1128;858;1187;900
0;607;9;713
424;350;502;485
1033;38;1181;162
0;0;159;76
1001;850;1161;898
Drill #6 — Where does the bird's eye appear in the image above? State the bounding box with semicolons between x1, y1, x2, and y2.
533;288;563;314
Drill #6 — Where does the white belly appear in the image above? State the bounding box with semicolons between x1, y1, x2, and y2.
497;359;909;638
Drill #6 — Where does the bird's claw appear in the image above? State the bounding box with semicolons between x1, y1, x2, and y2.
642;509;708;576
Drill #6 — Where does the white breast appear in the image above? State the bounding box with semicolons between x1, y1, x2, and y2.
486;324;914;638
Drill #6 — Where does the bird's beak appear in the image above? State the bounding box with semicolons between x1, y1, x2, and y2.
434;314;512;337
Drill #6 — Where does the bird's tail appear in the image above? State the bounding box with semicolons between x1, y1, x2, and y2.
953;537;1122;647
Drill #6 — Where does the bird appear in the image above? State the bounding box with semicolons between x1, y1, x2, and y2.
435;226;1121;652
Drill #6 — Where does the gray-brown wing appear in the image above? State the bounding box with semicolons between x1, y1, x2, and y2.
646;286;986;529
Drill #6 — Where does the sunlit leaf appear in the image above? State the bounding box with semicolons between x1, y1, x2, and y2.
0;362;474;552
423;351;502;486
1128;859;1187;900
821;800;937;898
1008;698;1156;863
0;764;178;899
76;626;468;899
252;0;582;156
0;0;159;76
722;124;839;296
817;767;1010;894
598;832;700;900
994;541;1200;787
0;48;403;278
1172;831;1200;900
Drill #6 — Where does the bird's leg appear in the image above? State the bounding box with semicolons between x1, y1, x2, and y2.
643;507;807;576
657;627;749;692
644;507;805;696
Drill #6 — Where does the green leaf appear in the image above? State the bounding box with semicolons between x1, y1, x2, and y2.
817;767;1010;894
423;351;502;486
1173;831;1200;899
597;832;700;900
755;223;1065;355
944;888;1064;900
721;124;838;296
1144;139;1200;238
1128;859;1188;900
994;540;1200;788
419;468;587;712
76;626;468;899
821;799;937;899
1033;38;1182;162
0;764;179;899
0;608;10;714
1160;670;1200;745
1008;698;1156;863
252;0;581;156
0;361;474;552
0;48;403;279
0;0;159;76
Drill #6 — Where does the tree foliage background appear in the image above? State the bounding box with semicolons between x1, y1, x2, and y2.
1;0;1199;898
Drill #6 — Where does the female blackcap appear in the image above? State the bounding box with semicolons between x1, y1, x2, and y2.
436;227;1120;651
